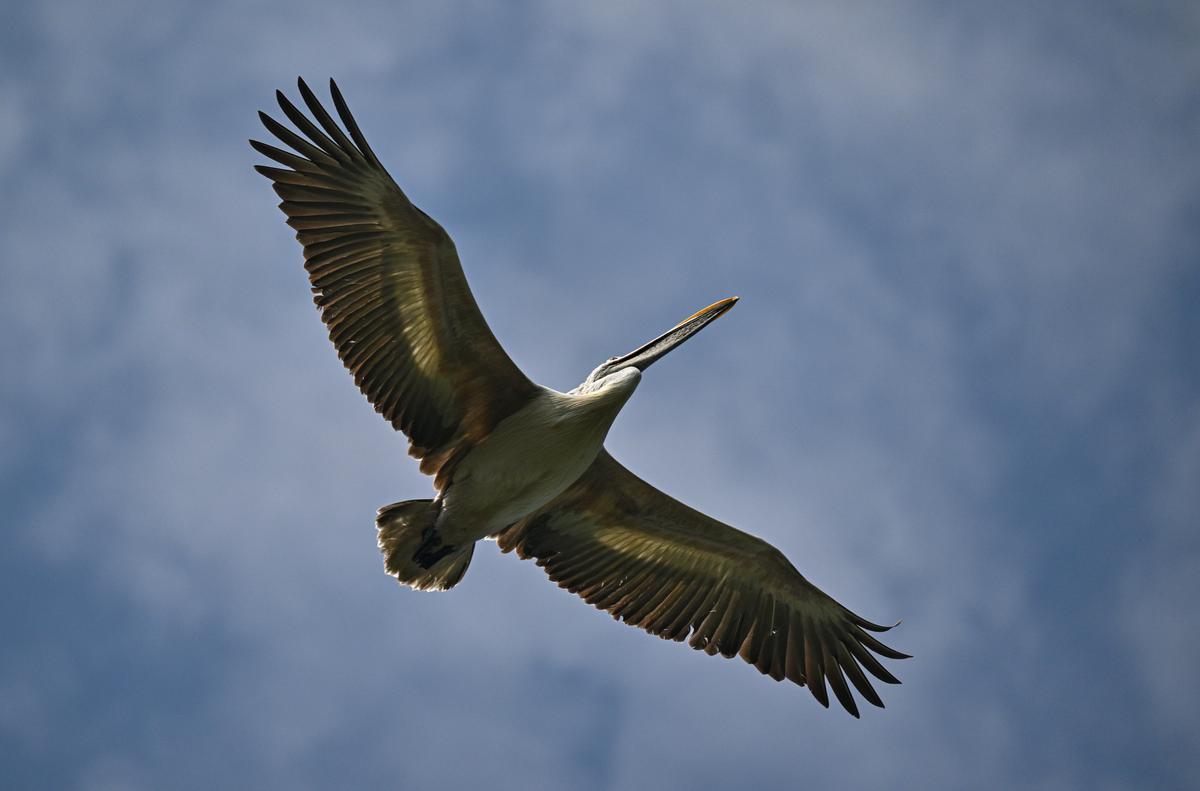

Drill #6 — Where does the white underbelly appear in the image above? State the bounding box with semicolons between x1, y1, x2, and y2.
437;389;619;542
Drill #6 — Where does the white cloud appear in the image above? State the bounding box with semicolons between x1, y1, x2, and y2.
3;1;1197;788
1120;400;1200;756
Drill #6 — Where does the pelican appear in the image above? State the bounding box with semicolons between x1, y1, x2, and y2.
251;78;908;716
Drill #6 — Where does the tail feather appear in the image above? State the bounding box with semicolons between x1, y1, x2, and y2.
376;499;474;591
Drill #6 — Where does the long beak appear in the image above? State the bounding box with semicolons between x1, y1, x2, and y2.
610;296;739;373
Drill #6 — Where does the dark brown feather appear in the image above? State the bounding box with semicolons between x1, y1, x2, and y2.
252;78;539;486
497;450;908;715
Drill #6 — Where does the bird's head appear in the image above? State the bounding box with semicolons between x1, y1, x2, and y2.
572;296;739;394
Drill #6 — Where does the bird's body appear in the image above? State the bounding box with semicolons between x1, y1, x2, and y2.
440;373;639;545
253;78;909;717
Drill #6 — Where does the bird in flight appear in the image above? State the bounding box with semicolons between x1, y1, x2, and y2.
251;78;908;716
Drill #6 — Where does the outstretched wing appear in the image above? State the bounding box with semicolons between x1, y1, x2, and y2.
498;451;909;716
251;78;539;489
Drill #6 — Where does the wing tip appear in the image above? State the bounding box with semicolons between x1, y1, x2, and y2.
850;613;903;633
296;75;318;105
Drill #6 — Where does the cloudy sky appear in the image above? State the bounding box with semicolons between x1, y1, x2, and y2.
3;1;1198;788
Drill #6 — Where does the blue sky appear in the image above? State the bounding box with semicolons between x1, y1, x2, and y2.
2;1;1198;788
